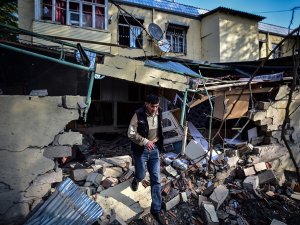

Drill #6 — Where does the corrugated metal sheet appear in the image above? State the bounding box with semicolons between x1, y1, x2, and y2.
32;21;111;52
24;178;103;225
259;22;291;36
114;0;203;17
145;60;201;77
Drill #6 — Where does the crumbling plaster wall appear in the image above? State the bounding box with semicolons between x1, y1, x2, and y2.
0;95;82;225
248;85;300;173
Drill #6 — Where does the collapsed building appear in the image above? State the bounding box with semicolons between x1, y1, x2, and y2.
1;0;300;224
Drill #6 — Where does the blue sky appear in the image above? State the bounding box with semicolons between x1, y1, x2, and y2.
177;0;300;28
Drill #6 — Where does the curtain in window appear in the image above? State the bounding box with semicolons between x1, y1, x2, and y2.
56;0;66;25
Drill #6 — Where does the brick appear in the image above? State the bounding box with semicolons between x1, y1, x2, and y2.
101;177;118;188
72;168;94;181
243;166;256;176
164;194;180;211
209;185;229;210
254;162;267;173
56;131;82;146
257;101;271;110
243;175;259;190
44;146;72;158
258;170;278;185
200;201;219;225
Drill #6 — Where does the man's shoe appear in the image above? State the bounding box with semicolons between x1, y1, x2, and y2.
151;212;165;225
131;178;139;191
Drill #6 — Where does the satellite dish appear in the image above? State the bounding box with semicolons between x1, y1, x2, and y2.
158;39;171;53
148;23;163;41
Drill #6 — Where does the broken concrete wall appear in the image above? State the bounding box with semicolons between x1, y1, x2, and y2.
0;95;83;225
248;85;300;173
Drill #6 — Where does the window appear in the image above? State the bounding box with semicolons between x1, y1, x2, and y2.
166;25;187;54
272;43;282;59
118;16;143;48
35;0;107;30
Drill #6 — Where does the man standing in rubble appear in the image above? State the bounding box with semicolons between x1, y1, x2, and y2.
128;94;165;224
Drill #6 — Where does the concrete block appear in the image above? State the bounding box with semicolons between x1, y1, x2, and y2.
290;193;300;201
227;156;239;168
254;118;273;126
180;192;188;202
254;162;267;173
243;166;256;176
237;144;253;156
185;139;206;162
86;172;103;186
79;186;96;196
198;195;208;207
33;169;63;185
164;194;180;211
209;185;229;210
57;131;82;146
25;183;51;198
72;168;94;181
243;175;259;190
247;110;267;121
275;85;289;100
258;170;278;185
164;165;178;177
102;155;132;168
101;167;123;178
44;146;72;158
225;149;239;157
62;95;86;109
200;201;219;225
257;101;271;110
270;219;287;225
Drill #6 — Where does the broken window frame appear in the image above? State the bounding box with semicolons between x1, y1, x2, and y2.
271;42;282;59
34;0;107;30
118;15;144;49
166;24;187;54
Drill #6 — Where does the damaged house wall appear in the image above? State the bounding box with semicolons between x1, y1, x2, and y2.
0;95;84;225
247;85;300;173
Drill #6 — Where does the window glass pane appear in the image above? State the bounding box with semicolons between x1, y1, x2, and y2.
42;0;52;20
69;2;80;26
55;0;66;25
119;24;130;46
95;6;105;29
82;4;92;27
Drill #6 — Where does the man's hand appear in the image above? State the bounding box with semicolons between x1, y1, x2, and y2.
145;140;155;151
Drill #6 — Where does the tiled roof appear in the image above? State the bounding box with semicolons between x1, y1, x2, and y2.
259;22;291;36
113;0;204;17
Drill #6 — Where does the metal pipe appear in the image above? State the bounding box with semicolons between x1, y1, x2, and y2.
0;43;92;72
84;71;95;121
180;121;188;156
180;89;188;127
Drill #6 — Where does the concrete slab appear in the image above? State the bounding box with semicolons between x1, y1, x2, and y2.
72;168;94;181
164;194;180;211
96;178;152;223
243;175;259;190
43;146;72;158
57;131;82;146
209;185;229;210
185;139;206;162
